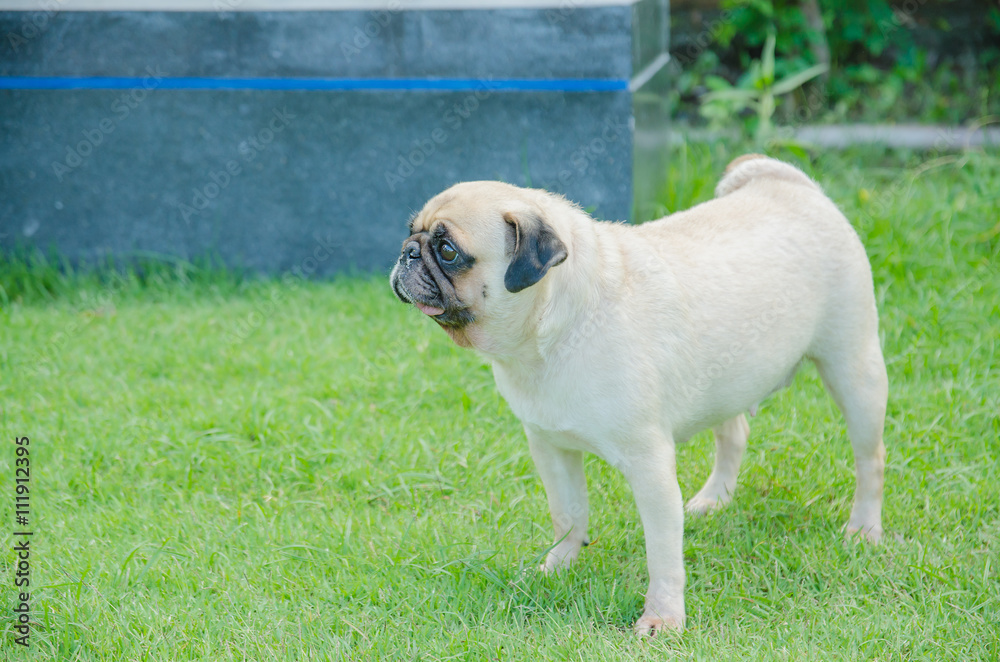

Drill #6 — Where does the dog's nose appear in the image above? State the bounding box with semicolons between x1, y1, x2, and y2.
404;240;421;261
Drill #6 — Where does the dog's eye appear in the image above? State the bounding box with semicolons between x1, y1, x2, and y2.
439;241;458;263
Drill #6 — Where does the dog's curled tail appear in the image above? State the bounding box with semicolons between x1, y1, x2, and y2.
715;153;822;198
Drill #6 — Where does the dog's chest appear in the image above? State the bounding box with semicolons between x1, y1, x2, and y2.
491;361;625;451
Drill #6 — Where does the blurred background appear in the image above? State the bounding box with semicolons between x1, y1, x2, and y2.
3;0;995;280
671;0;1000;128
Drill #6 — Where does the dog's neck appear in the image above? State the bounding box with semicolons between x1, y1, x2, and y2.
477;209;625;369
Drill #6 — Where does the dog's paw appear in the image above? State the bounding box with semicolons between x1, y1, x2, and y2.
845;523;883;544
633;609;684;637
537;541;583;574
685;491;731;516
537;557;568;574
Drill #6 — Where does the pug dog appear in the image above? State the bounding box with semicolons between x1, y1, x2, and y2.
390;154;887;635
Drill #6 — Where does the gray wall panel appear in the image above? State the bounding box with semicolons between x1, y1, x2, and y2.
1;88;632;274
0;4;669;275
0;10;632;79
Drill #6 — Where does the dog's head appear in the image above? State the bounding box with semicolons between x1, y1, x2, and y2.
390;181;568;351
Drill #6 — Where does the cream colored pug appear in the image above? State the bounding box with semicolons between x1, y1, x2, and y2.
390;154;887;635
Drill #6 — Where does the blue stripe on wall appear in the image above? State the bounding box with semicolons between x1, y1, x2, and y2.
0;76;629;92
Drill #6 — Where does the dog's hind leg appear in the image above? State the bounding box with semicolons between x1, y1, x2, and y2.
813;334;888;543
685;414;749;515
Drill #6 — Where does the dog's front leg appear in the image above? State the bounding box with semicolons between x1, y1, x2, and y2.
526;425;589;572
622;436;686;635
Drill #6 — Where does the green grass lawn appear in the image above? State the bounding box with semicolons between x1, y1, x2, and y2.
1;144;998;660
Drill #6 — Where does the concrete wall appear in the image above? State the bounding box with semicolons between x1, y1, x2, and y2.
0;2;669;276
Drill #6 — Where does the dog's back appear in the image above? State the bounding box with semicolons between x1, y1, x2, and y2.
609;155;880;437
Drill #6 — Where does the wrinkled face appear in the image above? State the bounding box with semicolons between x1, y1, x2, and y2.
390;212;478;341
389;182;568;351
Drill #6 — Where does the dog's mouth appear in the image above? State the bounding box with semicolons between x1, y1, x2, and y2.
391;266;473;328
392;271;440;314
432;306;475;328
414;302;445;316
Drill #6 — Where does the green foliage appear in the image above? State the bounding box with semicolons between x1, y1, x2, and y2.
679;0;1000;125
716;0;820;74
822;0;913;62
717;0;912;68
700;31;828;143
0;247;245;307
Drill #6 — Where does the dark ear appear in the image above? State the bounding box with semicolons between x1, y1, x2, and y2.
503;211;568;293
